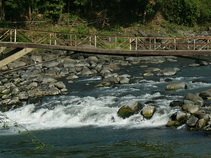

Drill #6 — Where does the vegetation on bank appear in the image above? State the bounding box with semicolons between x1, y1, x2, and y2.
0;0;211;36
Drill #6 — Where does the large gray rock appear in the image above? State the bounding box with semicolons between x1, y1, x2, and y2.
54;81;66;89
117;101;144;119
42;77;57;84
166;82;187;91
119;75;130;84
141;105;156;119
31;55;42;63
81;67;93;76
159;68;180;76
8;61;26;69
186;115;198;127
167;111;188;127
197;118;207;129
27;82;38;90
87;56;99;63
18;92;29;100
199;89;211;100
184;93;204;106
8;97;20;105
66;74;79;80
44;61;60;68
182;100;200;114
103;74;120;84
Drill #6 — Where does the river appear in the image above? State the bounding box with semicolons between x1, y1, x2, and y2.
0;56;211;157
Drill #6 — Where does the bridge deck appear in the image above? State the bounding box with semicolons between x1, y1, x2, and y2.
0;29;211;57
0;41;211;56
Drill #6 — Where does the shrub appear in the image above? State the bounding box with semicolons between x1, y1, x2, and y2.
161;0;200;26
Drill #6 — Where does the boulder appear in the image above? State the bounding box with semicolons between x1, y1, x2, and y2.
66;74;79;80
194;110;209;120
8;97;20;105
184;93;204;106
197;118;207;129
186;115;198;127
166;82;187;91
141;105;156;119
103;74;120;84
81;67;93;76
8;61;26;69
143;72;154;77
119;75;130;84
159;68;180;76
199;89;211;100
44;61;60;68
167;111;188;127
95;64;103;72
182;100;200;114
11;87;20;95
175;111;188;122
1;89;10;95
27;82;38;90
198;60;209;66
18;92;29;100
87;56;99;63
31;55;42;63
48;86;60;95
117;101;143;119
42;77;57;84
166;120;182;127
96;81;112;87
54;81;66;89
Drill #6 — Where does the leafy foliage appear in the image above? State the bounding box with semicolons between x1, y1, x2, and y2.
161;0;200;26
0;0;210;26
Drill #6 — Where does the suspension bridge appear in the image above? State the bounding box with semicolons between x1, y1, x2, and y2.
0;28;211;68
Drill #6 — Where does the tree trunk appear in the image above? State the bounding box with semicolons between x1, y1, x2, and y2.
0;0;5;21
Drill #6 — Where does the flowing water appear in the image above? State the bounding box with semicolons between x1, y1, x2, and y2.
1;57;211;157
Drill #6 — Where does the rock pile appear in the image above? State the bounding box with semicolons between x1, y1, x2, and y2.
167;90;211;130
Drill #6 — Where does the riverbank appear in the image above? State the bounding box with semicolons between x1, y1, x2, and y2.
1;50;211;131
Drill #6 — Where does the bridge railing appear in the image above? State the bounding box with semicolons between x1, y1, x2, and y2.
0;28;211;51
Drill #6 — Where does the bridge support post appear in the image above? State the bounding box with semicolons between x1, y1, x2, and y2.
0;48;34;69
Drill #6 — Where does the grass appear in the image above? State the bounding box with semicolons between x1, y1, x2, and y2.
1;14;210;37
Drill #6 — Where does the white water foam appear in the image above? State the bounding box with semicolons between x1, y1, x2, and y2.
1;94;175;133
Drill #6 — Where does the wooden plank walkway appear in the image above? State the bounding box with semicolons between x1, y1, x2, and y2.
1;41;211;56
0;28;211;60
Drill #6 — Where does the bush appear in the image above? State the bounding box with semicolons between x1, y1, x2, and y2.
161;0;200;26
198;0;211;23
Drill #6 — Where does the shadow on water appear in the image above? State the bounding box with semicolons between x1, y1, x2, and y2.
1;127;211;158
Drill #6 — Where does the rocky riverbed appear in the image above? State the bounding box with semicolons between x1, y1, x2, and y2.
0;50;211;131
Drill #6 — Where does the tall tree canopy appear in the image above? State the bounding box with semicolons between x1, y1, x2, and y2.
0;0;210;26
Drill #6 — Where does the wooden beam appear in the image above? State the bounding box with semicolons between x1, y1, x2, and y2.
1;42;211;56
0;48;34;68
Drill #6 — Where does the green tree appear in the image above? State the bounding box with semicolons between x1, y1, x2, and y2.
161;0;200;26
198;0;211;23
0;0;5;21
42;0;65;23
